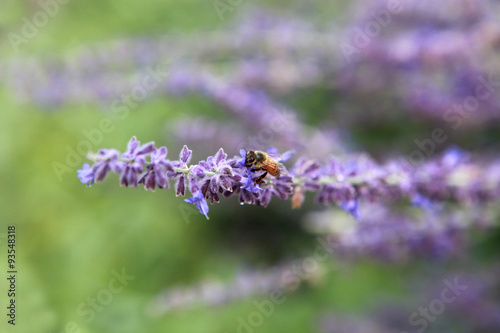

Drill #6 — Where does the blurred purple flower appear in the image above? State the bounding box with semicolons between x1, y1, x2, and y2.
91;148;123;182
77;163;94;186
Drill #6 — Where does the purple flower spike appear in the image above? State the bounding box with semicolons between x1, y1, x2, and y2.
185;191;210;220
81;136;500;231
77;163;95;186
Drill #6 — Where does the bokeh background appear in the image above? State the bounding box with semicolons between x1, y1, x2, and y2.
1;0;500;332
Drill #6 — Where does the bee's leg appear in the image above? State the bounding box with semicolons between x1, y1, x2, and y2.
254;170;268;184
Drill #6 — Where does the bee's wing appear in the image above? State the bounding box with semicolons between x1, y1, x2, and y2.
266;152;286;163
279;149;295;162
265;148;294;162
278;163;287;174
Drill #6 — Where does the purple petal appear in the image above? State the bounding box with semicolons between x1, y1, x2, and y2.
239;189;257;205
189;176;200;194
175;175;186;196
200;179;210;197
196;198;210;219
199;161;211;170
77;163;95;185
340;199;360;220
179;145;192;164
258;188;273;207
210;175;219;193
206;156;215;167
136;142;155;156
97;148;120;160
214;148;227;164
184;191;209;219
145;173;156;191
207;191;220;204
219;176;233;192
161;160;174;172
303;161;321;176
133;156;146;169
154;146;168;160
109;160;126;173
120;167;138;187
125;136;140;155
218;165;233;176
237;149;247;167
155;168;169;189
93;162;111;182
240;168;263;193
139;169;157;191
150;147;166;163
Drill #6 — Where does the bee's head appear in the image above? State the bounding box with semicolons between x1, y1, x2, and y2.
245;150;256;166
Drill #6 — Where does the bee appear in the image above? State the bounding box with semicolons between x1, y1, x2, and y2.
244;150;282;184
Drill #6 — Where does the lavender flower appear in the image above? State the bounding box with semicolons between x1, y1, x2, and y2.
79;136;500;228
337;0;500;125
147;260;320;315
303;202;479;261
81;137;299;219
138;146;171;191
5;2;500;132
120;137;155;187
77;163;94;186
86;148;123;182
318;267;500;332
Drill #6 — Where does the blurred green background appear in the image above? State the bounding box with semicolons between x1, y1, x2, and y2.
0;1;494;333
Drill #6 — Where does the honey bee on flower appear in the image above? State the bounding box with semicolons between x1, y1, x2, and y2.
239;147;294;185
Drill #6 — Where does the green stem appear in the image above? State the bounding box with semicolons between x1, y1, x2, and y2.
174;167;216;177
173;167;190;173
